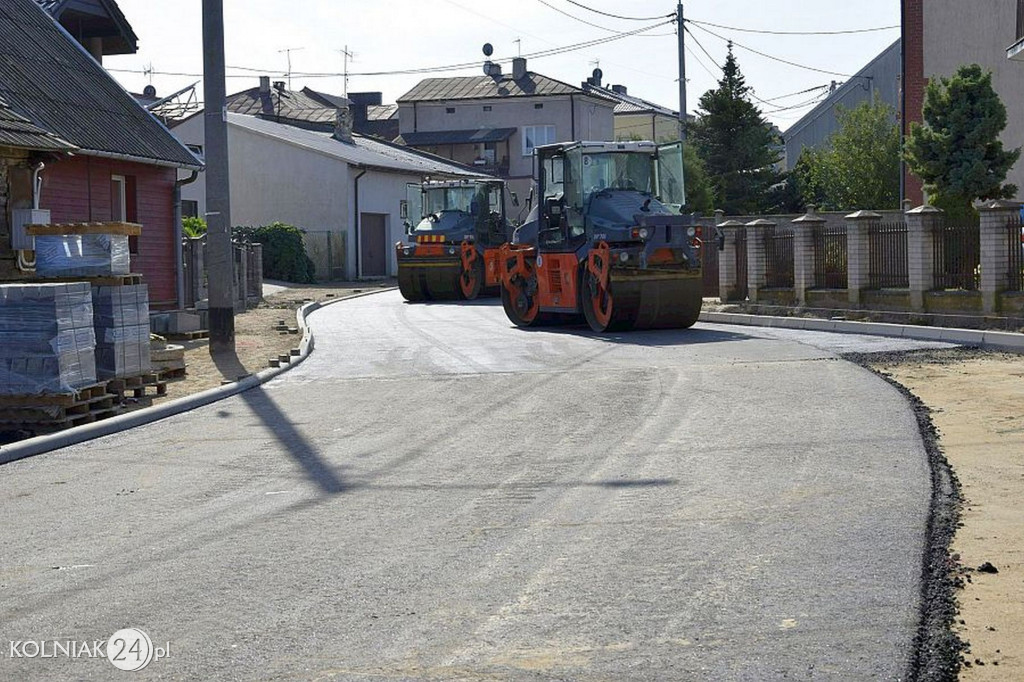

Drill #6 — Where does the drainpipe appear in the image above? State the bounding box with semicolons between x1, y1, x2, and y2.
174;170;199;309
570;94;576;140
353;167;367;279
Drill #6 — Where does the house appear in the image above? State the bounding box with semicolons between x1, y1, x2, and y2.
580;70;682;143
395;57;618;199
226;77;340;132
0;0;202;310
33;0;137;63
903;0;1024;203
171;111;484;280
783;40;901;171
304;89;400;141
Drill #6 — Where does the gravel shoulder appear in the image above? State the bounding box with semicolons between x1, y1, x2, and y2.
861;348;1024;679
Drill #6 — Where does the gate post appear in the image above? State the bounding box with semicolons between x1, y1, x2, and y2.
978;200;1020;313
906;204;942;311
791;205;824;306
718;219;745;302
845;210;881;305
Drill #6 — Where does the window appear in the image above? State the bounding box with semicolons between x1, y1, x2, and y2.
522;125;556;157
111;175;126;222
534;103;544;110
483;105;492;112
186;144;204;159
182;199;199;219
446;107;455;114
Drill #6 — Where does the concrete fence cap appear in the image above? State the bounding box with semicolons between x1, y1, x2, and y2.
977;199;1022;211
745;218;776;226
905;204;943;214
845;210;883;220
791;211;827;223
718;219;746;227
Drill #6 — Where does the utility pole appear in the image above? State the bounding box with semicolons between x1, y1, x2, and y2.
202;0;234;353
677;2;687;142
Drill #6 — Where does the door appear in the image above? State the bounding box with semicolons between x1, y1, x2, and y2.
360;212;388;277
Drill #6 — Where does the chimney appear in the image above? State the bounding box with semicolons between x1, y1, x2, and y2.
591;67;602;88
512;57;527;80
611;84;627;95
273;80;286;92
259;76;271;93
333;105;354;144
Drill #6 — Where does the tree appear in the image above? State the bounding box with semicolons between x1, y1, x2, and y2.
682;143;715;215
688;43;781;214
793;95;900;211
905;63;1020;222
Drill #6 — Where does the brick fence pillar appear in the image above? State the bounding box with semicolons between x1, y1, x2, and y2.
745;219;774;303
717;219;745;302
978;200;1020;314
791;205;825;306
906;204;943;311
844;210;881;305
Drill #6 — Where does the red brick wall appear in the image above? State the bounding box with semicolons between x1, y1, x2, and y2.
40;155;178;308
903;0;925;206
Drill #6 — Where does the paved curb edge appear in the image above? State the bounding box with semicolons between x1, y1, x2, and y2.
699;311;1024;352
0;288;396;465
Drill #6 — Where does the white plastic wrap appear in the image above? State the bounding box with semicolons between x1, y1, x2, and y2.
35;234;131;277
92;284;151;379
0;283;98;395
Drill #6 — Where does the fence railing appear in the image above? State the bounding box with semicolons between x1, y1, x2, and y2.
932;223;980;291
735;227;748;299
812;224;848;289
868;222;909;289
764;226;794;288
1009;219;1024;292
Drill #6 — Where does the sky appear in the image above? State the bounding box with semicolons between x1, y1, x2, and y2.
106;0;902;131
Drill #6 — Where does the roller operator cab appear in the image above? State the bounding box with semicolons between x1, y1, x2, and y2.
396;179;515;302
499;141;704;332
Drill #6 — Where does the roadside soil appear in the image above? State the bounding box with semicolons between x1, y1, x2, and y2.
864;348;1024;679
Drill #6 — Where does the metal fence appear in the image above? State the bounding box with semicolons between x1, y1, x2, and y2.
1008;218;1024;292
868;222;909;289
932;223;980;291
735;227;748;299
764;225;794;288
302;230;347;281
701;230;720;294
812;224;848;289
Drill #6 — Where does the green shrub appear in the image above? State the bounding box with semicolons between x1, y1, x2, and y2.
234;222;316;283
183;216;207;238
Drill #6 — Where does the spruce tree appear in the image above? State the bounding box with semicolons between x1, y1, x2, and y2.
689;44;781;215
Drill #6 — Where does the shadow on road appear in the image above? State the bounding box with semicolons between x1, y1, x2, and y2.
513;324;753;347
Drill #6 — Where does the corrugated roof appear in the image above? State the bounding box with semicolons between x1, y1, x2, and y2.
397;128;516;146
0;94;76;151
367;104;398;121
227;85;338;127
583;84;677;118
397;72;616;103
300;86;351;111
226;113;484;179
0;0;200;168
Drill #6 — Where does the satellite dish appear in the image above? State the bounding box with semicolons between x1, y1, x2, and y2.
143;84;157;98
483;43;494;57
593;68;603;81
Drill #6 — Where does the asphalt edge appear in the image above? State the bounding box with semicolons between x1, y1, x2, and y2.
700;311;1024;352
0;288;395;465
843;353;965;682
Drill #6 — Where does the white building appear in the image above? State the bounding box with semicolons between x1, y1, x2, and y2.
172;112;481;279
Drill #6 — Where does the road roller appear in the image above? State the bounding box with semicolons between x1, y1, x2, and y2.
499;140;704;332
396;179;516;301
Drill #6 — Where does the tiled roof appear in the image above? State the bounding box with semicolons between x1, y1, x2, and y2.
0;0;200;167
583;84;677;118
397;72;616;103
0;95;76;152
227;86;337;128
227;113;484;179
367;104;398;121
397;128;517;146
300;87;351;111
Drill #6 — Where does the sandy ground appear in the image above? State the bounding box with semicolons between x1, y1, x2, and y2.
867;349;1024;679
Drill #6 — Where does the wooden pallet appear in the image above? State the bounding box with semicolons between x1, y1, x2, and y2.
0;382;110;408
0;381;122;436
107;371;171;400
25;221;142;236
34;273;144;286
165;329;208;341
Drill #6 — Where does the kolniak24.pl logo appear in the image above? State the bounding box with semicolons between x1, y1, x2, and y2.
8;628;170;672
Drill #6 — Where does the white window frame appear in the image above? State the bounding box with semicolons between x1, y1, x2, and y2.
522;125;556;157
111;175;126;222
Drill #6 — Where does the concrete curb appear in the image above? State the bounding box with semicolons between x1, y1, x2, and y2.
699;311;1024;352
0;288;396;465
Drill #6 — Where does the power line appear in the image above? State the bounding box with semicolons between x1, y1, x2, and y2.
687;21;854;78
687;18;899;36
534;0;673;37
562;0;673;21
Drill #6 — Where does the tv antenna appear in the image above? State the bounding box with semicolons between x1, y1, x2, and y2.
278;47;305;90
513;38;521;57
338;46;355;97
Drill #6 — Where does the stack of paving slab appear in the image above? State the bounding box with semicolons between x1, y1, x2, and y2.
92;284;151;379
0;282;97;395
34;232;130;278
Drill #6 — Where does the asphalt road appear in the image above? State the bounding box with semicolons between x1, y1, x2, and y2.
0;291;956;680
